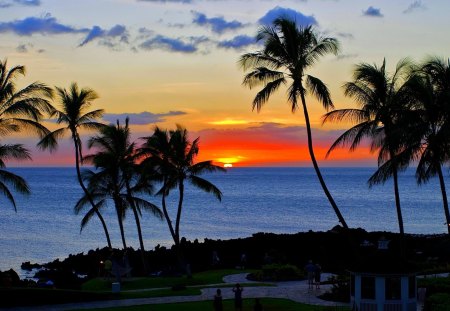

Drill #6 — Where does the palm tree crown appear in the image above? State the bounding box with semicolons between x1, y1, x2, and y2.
0;59;54;137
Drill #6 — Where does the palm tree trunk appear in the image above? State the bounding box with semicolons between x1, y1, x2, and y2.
300;93;349;229
392;167;405;235
125;181;148;273
73;136;112;248
114;197;128;249
175;179;184;242
162;182;177;245
437;165;450;234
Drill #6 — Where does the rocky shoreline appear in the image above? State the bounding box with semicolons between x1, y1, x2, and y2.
2;227;450;289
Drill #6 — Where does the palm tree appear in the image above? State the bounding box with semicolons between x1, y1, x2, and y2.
323;59;414;235
140;125;225;249
239;17;348;228
0;144;31;210
80;119;162;251
405;57;450;233
37;83;112;248
0;59;54;137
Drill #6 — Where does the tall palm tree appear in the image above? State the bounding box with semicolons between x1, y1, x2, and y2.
405;58;450;233
323;59;414;235
0;59;54;137
80;119;162;251
239;17;348;228
0;144;31;211
37;83;112;248
140;125;225;248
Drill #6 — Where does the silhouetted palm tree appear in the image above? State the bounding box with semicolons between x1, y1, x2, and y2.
140;125;225;249
38;83;112;248
323;59;414;235
0;59;54;137
0;144;31;210
239;17;347;228
80;119;162;250
405;58;450;233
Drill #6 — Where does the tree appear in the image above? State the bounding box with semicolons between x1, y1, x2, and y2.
405;57;450;233
0;59;54;138
80;119;162;255
0;144;31;210
323;59;414;235
239;17;347;228
0;60;53;211
140;126;225;250
37;83;112;248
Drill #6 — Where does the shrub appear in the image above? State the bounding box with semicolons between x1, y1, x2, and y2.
424;293;450;311
249;264;304;281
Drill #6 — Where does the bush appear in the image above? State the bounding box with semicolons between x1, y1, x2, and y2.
319;275;350;303
424;293;450;311
249;264;304;281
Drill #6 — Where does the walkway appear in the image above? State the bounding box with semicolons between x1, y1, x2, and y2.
2;273;349;311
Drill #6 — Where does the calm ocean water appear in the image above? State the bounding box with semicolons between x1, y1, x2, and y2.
0;167;449;274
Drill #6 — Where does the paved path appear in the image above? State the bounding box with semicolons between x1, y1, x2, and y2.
2;273;349;311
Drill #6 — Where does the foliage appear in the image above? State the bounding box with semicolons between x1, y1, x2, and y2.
249;264;304;281
424;293;450;311
318;275;350;303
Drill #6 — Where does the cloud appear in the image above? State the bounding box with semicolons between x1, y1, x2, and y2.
0;14;86;36
16;43;33;53
79;24;129;47
0;0;40;7
363;6;383;17
139;35;207;53
217;35;255;49
137;0;192;3
403;1;426;14
336;53;358;60
259;7;318;27
103;111;187;125
336;32;354;39
14;0;40;5
192;11;244;34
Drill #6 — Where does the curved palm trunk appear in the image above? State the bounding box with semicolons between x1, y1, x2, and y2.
300;93;349;229
392;167;405;235
113;195;128;249
125;181;148;272
73;136;112;248
437;165;450;234
175;179;184;243
162;180;177;245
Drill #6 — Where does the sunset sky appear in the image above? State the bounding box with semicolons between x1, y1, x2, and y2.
0;0;448;167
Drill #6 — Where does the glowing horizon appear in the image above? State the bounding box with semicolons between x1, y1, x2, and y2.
0;0;448;167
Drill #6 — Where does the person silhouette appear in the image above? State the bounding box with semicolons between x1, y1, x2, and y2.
213;288;223;311
232;283;244;311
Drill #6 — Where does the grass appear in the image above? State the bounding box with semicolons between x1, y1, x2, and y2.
118;288;201;299
74;298;350;311
82;269;256;291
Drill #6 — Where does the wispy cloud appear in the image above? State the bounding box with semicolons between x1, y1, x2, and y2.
0;14;86;36
139;35;207;53
103;111;187;125
16;42;33;53
192;11;244;34
0;0;40;7
403;1;426;14
217;35;255;49
363;6;383;17
79;24;129;47
259;7;318;27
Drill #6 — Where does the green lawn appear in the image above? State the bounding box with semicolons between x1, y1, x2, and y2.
75;298;350;311
82;269;256;291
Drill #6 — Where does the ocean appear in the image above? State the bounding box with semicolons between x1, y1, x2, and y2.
0;167;448;275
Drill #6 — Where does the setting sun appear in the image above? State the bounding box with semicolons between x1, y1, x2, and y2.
223;163;233;168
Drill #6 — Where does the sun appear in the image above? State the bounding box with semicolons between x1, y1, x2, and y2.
223;163;233;168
